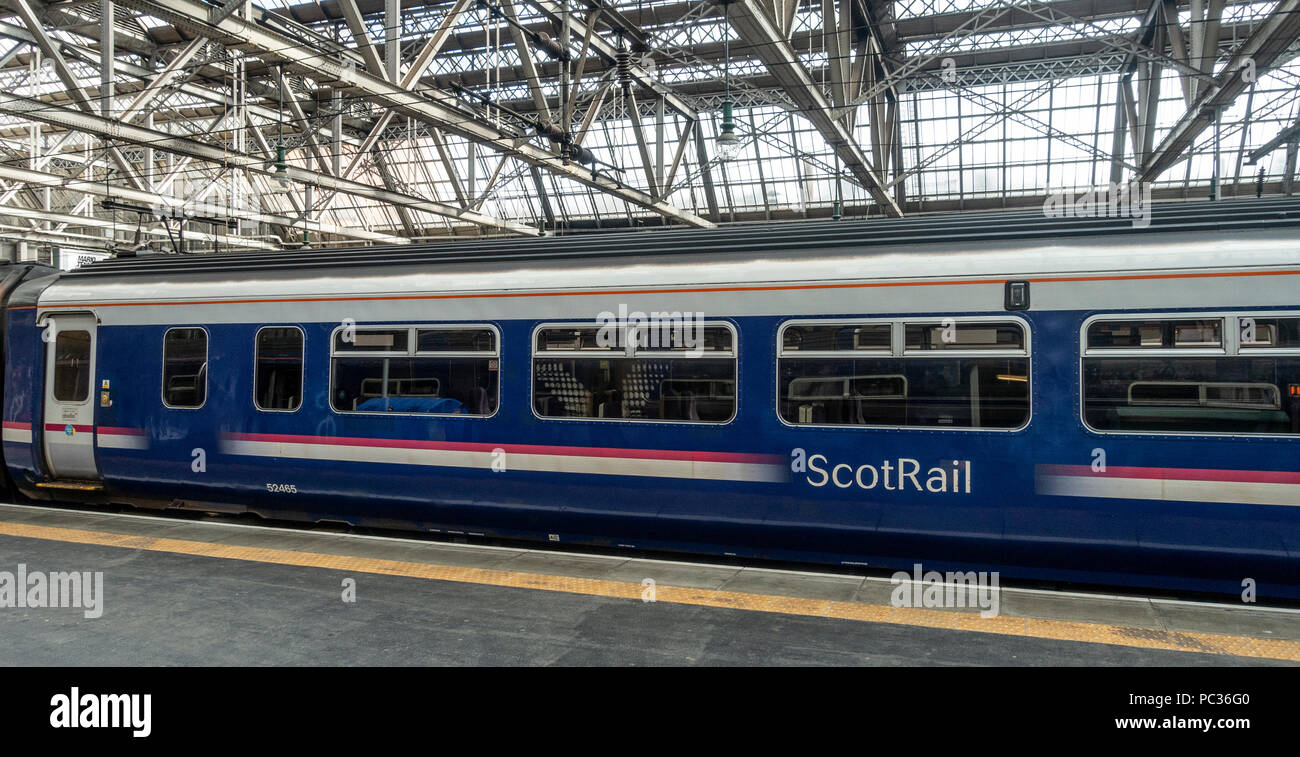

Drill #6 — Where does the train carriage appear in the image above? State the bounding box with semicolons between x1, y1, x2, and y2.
3;198;1299;599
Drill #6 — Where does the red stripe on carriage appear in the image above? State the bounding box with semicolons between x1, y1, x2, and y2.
222;431;784;465
98;427;147;436
43;423;93;433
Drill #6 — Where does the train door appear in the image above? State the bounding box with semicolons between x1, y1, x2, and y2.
41;313;100;481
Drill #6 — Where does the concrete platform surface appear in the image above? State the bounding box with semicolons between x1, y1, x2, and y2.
0;502;1296;666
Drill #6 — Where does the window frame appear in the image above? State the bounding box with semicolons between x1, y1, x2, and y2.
1079;311;1300;437
50;328;93;404
253;325;306;414
161;326;209;410
1235;314;1300;356
1082;315;1228;356
775;315;1032;432
327;322;501;419
529;319;739;425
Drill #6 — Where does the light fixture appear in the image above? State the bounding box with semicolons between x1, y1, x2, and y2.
716;0;741;162
717;101;742;162
273;140;291;192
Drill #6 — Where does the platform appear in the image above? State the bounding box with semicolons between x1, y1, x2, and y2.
0;502;1296;666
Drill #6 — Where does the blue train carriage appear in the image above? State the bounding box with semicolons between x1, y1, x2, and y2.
3;198;1299;599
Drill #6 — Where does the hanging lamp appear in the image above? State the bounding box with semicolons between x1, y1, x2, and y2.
716;0;741;162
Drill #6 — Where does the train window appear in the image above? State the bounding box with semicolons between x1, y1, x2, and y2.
534;324;733;354
255;327;304;412
1083;357;1300;434
1240;317;1300;350
905;322;1025;351
778;319;1029;429
532;323;737;422
1086;319;1222;349
52;330;91;402
333;328;408;353
781;323;890;352
1082;314;1300;434
330;325;498;416
536;327;612;353
162;328;208;408
416;328;495;353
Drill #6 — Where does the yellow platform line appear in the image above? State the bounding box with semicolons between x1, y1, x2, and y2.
2;519;1297;662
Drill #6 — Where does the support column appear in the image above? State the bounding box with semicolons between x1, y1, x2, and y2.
1285;139;1298;196
386;0;400;83
100;0;113;118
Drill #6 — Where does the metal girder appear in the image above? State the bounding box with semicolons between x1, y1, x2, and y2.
691;122;720;222
0;202;280;250
573;80;612;146
663;115;692;196
282;84;337;175
566;9;600;129
529;0;698;121
0;225;126;252
850;0;1216;114
385;0;399;82
844;0;1018;113
887;76;1066;192
9;0;146;190
118;37;208;124
529;164;555;226
120;0;713;228
502;0;553;123
728;0;903;217
208;0;246;26
371;148;420;235
0;90;542;236
1160;0;1194;106
855;0;906;198
338;0;389;79
626;90;659;197
1107;0;1187;173
942;70;1137;173
1284;140;1298;195
0;19;360;148
823;0;851;123
1017;0;1212;85
99;0;112;118
1247;116;1300;165
1139;0;1300;182
1110;79;1128;183
0;162;408;244
334;0;471;185
428;128;469;208
1194;0;1228;102
301;0;467;213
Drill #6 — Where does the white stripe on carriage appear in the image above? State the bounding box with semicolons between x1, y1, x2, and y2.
96;433;149;450
1035;473;1300;507
2;427;31;444
218;438;787;483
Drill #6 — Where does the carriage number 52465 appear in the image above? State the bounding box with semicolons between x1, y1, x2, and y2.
266;483;298;493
